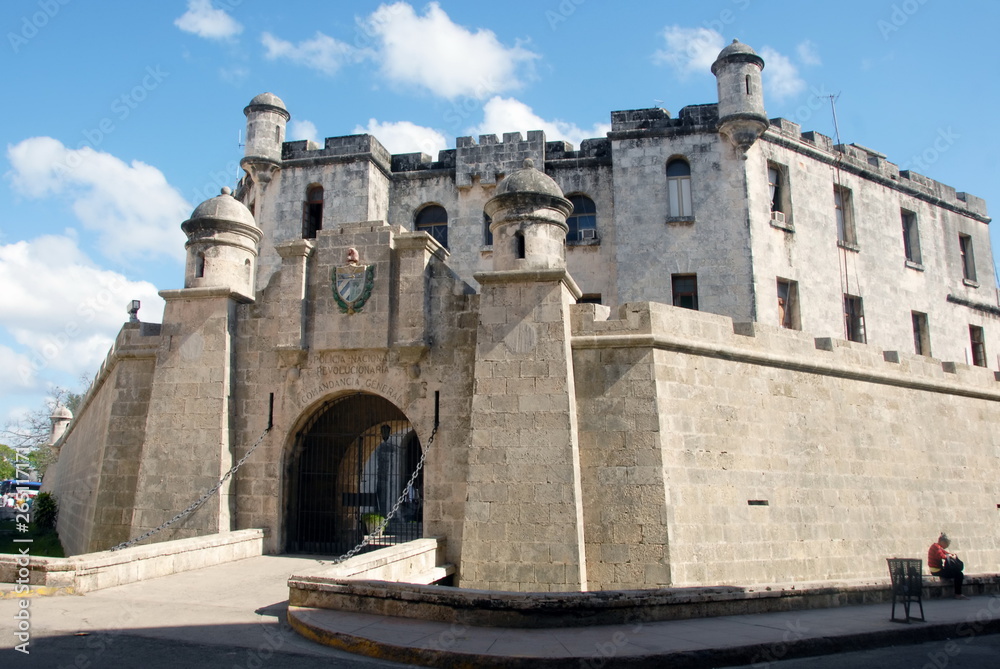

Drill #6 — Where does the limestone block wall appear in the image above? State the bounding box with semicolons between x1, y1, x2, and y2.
43;323;158;555
608;112;754;320
572;301;1000;588
132;290;238;542
462;273;586;592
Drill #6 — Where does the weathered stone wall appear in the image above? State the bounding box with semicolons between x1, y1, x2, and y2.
43;324;158;555
572;301;1000;588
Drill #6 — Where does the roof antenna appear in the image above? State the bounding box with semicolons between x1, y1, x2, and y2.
825;93;843;146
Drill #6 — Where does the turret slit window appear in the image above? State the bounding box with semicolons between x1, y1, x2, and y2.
566;194;597;243
969;325;987;367
671;274;698;310
768;163;791;228
483;213;493;247
834;185;857;248
302;185;323;239
514;231;525;259
901;210;921;265
666;159;693;220
777;278;799;330
415;204;448;249
275;125;281;144
844;294;866;343
912;311;930;356
745;74;751;95
195;252;205;278
959;234;976;282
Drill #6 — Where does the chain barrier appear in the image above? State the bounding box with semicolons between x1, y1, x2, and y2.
109;425;272;552
319;423;438;566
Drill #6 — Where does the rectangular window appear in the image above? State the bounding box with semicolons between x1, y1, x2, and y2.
901;210;921;264
667;176;692;218
671;274;698;310
768;163;791;225
577;294;602;305
844;294;866;343
834;185;857;246
959;234;976;281
776;278;800;330
911;311;930;356
970;325;987;367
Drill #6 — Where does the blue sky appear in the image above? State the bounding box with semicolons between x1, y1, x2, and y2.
1;0;998;425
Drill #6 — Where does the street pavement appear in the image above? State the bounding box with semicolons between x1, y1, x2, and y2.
0;554;997;668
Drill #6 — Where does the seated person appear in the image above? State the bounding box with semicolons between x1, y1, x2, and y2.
928;532;969;600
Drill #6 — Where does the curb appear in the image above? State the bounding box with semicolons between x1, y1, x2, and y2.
287;606;1000;669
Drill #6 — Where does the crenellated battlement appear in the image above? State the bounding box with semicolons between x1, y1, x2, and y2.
766;118;989;220
572;301;1000;396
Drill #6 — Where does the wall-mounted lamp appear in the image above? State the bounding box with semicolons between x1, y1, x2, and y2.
127;300;141;323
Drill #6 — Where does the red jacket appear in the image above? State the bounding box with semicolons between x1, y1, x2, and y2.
928;542;948;571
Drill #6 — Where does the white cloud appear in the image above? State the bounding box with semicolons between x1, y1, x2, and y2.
363;2;538;99
6;137;189;263
174;0;243;41
353;119;446;156
473;97;610;148
797;40;822;66
261;31;356;76
653;26;725;77
288;120;320;144
760;47;806;101
0;236;164;389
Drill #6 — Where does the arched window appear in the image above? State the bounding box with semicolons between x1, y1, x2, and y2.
483;213;493;247
415;204;448;249
303;185;323;239
666;159;693;219
566;195;597;242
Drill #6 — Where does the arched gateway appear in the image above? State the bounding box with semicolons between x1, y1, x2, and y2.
285;393;423;555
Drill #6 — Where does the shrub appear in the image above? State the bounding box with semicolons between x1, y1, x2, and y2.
33;492;58;530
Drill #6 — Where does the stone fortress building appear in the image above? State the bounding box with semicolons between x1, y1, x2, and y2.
44;41;1000;592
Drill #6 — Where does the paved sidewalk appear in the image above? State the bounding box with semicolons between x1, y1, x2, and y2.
1;554;997;668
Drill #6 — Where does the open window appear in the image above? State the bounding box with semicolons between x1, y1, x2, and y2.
483;213;493;247
302;185;323;239
671;274;698;310
959;234;977;282
844;294;866;343
834;185;857;248
776;278;800;330
901;210;921;265
768;163;792;228
912;311;930;356
969;325;987;367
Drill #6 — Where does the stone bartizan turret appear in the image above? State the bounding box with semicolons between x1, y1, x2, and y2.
181;187;262;302
712;39;768;154
241;92;289;185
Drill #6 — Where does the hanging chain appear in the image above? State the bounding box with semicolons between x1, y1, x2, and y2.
319;424;438;566
109;425;272;552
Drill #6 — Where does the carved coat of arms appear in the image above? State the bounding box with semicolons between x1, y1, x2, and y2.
332;248;375;314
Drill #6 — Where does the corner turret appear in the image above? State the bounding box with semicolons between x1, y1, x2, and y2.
241;92;289;185
181;187;262;301
712;40;768;154
483;159;574;272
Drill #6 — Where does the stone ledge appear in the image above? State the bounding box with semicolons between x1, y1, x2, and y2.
0;529;263;594
287;572;1000;629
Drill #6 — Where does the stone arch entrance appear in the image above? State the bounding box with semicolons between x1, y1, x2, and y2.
285;392;423;554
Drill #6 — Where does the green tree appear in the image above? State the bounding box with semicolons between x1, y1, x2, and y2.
0;378;89;479
0;444;17;480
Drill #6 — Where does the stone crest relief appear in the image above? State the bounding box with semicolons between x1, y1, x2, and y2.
332;247;375;314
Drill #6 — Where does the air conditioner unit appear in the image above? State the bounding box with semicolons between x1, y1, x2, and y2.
770;211;786;224
580;228;597;240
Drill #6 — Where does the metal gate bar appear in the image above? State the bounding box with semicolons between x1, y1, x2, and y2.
287;393;423;554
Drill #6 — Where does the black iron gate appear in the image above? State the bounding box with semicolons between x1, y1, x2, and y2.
286;393;423;555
